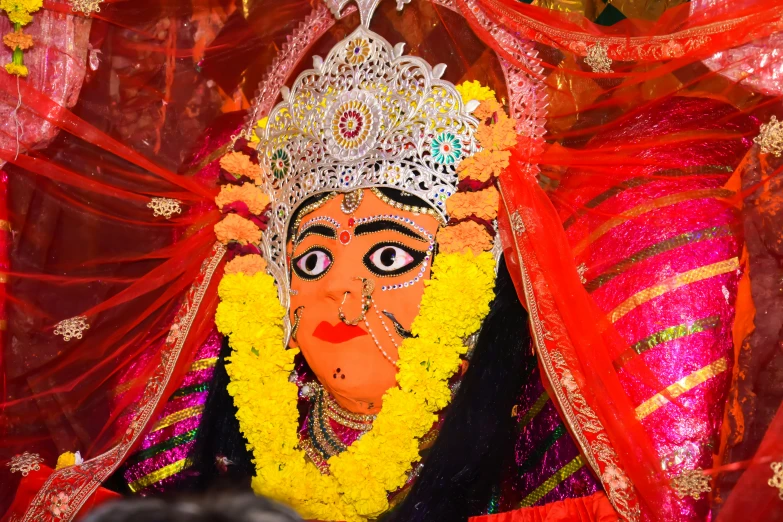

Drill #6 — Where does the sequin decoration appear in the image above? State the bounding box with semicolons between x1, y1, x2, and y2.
769;460;783;500
585;42;612;73
431;132;462;164
7;452;44;476
147;197;182;220
54;316;89;341
754;115;783;157
670;468;711;500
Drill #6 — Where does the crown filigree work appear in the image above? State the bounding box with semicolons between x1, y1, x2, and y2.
255;26;479;311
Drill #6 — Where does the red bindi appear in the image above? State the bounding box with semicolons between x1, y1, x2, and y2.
339;230;351;245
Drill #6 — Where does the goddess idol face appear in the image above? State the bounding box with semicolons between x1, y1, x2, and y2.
287;189;439;415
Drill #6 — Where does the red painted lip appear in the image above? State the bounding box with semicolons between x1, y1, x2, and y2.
313;321;368;344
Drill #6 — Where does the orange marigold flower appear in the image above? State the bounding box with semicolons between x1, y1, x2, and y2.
457;149;510;182
446;186;499;221
473;98;503;120
436;220;493;255
219;151;264;182
475;115;517;152
225;254;267;276
214;213;261;245
215;183;270;215
3;30;33;51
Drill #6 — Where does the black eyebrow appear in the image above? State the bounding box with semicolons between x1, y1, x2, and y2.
296;224;336;243
354;220;426;242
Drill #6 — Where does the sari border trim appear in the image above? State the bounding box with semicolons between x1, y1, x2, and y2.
21;242;226;522
497;183;640;522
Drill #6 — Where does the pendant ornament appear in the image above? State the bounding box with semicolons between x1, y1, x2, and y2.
54;316;90;341
670;468;711;500
8;452;44;476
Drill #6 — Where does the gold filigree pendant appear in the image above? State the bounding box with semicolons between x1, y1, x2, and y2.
70;0;102;15
54;316;90;341
769;460;783;500
148;197;183;220
7;452;44;476
585;42;612;73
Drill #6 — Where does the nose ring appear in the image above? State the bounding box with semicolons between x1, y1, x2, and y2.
338;278;374;325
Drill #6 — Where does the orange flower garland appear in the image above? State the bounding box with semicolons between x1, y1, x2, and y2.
446;186;500;221
220;151;264;182
215;183;270;214
214;213;262;245
225;254;267;276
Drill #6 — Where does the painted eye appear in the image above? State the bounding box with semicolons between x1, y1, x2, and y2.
292;248;333;280
363;242;427;277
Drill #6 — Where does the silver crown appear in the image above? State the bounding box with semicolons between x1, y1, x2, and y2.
254;25;480;317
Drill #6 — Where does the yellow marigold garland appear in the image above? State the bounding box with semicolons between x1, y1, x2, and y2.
1;0;42;77
216;250;496;521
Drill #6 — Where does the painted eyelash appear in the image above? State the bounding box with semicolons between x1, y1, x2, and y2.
362;241;429;278
291;245;334;282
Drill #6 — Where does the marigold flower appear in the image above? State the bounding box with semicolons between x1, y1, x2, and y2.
473;98;503;120
214;213;261;245
457;149;510;182
219;151;264;182
3;30;33;50
446;186;499;221
224;254;267;276
1;0;42;25
436;220;493;255
476;114;517;152
4;62;27;76
455;80;496;104
215;183;270;215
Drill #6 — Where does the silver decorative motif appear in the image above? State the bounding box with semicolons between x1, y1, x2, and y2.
754;115;783;157
586;42;612;73
255;26;479;311
323;0;408;27
8;452;44;476
147;198;182;219
54;316;90;341
69;0;102;15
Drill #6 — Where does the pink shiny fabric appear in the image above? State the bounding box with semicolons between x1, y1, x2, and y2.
552;97;754;521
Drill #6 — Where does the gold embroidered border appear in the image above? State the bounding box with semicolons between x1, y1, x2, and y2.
518;391;549;428
635;357;728;420
614;315;721;370
608;257;738;323
572;188;733;257
22;242;226;522
151;404;205;432
519;456;584;507
585;225;734;293
128;458;192;493
189;357;218;372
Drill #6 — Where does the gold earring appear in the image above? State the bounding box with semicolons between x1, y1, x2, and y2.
292;306;304;341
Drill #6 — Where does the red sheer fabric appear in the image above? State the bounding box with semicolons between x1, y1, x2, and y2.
0;0;779;521
470;492;617;522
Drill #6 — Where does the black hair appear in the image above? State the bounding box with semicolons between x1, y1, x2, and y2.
382;257;533;521
80;492;301;522
188;258;532;522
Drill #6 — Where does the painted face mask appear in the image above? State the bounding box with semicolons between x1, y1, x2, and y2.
287;189;439;414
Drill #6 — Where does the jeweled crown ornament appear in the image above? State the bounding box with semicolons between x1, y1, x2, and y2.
254;19;480;311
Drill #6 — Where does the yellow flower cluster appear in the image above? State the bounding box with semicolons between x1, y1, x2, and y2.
216;250;496;521
455;80;496;104
1;0;41;76
1;0;41;26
